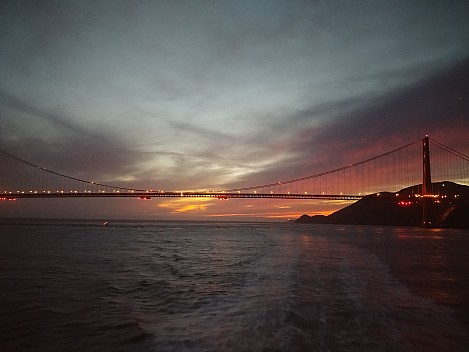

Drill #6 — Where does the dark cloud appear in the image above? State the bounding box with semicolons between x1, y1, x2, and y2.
0;89;92;136
310;58;469;153
232;59;469;189
0;91;146;187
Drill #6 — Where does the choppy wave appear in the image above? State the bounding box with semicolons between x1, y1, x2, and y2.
0;221;468;351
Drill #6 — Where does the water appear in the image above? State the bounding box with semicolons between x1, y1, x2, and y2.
1;220;468;351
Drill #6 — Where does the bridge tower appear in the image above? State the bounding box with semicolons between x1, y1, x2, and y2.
422;135;432;227
422;135;432;195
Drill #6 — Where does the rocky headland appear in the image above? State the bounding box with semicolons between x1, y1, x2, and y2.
295;181;469;228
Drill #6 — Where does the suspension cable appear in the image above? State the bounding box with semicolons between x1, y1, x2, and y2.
0;149;145;192
430;138;469;162
224;139;421;192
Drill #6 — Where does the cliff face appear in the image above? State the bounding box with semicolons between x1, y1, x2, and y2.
295;182;469;228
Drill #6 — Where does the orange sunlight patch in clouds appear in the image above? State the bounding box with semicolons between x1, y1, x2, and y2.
155;197;354;220
206;211;304;220
207;213;262;218
158;198;215;213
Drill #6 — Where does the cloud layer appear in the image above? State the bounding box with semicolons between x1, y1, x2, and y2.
1;0;468;219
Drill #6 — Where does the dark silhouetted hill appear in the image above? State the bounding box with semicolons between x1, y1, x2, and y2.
295;182;469;228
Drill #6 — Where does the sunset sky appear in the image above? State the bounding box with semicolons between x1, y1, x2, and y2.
1;0;468;220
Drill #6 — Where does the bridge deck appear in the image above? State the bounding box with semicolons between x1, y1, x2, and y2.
2;192;363;200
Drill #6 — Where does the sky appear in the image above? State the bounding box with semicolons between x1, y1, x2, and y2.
1;0;468;221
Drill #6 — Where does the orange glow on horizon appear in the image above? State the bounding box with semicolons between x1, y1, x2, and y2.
153;196;351;220
158;198;214;213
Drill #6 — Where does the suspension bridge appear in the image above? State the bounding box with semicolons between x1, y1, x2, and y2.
1;136;469;225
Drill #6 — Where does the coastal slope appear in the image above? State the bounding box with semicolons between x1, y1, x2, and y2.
295;182;469;228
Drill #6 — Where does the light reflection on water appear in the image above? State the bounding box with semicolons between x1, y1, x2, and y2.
0;221;468;351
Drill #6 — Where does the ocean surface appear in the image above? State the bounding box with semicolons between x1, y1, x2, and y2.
1;220;469;352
